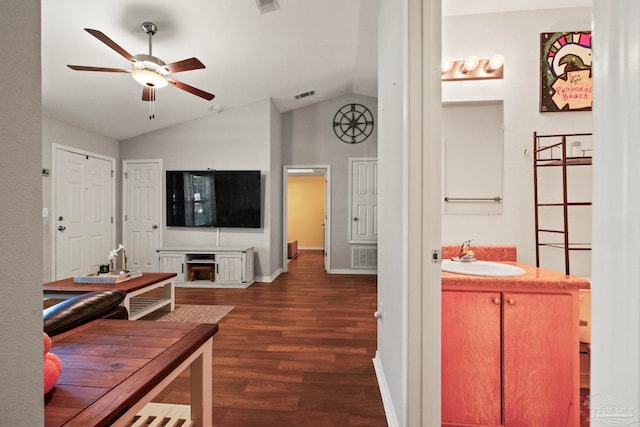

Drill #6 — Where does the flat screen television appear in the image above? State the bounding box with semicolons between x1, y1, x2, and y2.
166;170;261;228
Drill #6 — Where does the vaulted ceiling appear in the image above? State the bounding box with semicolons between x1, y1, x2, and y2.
41;0;590;141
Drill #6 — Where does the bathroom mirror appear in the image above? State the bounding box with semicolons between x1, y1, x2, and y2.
442;100;504;215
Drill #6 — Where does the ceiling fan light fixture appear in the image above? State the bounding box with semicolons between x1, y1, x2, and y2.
131;69;169;88
67;22;215;120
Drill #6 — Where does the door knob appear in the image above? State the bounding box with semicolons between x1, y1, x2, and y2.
493;297;501;305
57;225;66;231
507;299;516;306
152;224;158;229
353;217;359;221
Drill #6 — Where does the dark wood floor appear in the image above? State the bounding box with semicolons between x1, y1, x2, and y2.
155;250;388;426
153;250;593;426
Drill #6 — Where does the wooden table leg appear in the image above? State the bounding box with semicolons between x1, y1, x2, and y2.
164;279;175;312
190;337;213;426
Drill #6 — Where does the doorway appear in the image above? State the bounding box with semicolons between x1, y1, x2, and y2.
52;144;115;279
122;159;163;272
282;165;331;273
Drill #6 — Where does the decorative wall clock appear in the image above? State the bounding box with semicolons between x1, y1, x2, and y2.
332;103;374;144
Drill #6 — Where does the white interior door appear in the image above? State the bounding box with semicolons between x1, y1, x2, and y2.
54;148;114;279
123;160;162;272
349;158;378;243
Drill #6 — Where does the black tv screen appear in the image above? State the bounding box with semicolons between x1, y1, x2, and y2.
166;170;261;228
213;170;261;228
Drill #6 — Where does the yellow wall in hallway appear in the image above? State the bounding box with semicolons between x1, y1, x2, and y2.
288;176;325;248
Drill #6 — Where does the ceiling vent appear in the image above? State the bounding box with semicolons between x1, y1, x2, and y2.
294;89;316;100
256;0;280;14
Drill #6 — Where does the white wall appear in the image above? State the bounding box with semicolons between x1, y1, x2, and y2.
0;1;43;425
591;0;640;420
281;93;378;271
120;99;277;280
43;116;120;164
443;0;591;16
441;7;593;266
375;0;408;424
269;100;283;276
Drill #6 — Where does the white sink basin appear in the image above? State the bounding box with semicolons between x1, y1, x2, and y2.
441;259;525;277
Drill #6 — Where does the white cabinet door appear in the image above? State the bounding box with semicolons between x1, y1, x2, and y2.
349;158;378;243
216;253;244;284
159;253;185;282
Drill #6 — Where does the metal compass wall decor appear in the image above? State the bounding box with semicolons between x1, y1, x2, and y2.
332;103;374;144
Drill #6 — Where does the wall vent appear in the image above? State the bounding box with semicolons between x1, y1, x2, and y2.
294;89;316;100
256;0;280;14
351;246;377;269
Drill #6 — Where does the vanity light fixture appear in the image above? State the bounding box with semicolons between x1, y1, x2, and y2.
442;54;505;81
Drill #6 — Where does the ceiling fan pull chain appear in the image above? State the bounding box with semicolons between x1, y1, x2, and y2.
149;87;155;120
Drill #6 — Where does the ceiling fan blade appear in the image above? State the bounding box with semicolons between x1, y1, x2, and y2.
166;77;215;101
165;58;206;73
84;28;135;62
142;86;156;101
67;65;131;73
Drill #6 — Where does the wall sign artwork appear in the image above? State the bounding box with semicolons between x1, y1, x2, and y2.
540;31;592;112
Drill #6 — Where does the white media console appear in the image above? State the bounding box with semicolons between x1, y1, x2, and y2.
157;247;255;288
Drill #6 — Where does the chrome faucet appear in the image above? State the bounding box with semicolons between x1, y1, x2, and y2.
460;240;472;256
457;240;476;262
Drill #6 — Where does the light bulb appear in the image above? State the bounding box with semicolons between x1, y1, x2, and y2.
441;57;454;73
488;54;504;71
462;56;479;72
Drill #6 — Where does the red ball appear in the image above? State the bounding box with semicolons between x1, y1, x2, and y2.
43;332;52;354
44;355;61;394
43;332;62;394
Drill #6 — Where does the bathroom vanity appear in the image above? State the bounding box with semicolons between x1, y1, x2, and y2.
441;248;589;427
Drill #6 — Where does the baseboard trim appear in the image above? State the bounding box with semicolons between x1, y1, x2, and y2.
258;267;376;281
329;268;377;275
373;352;400;427
175;281;252;289
255;268;282;283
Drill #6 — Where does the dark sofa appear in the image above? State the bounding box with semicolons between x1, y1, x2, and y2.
43;290;128;337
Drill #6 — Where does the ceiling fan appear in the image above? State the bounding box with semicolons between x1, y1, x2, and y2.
67;22;215;119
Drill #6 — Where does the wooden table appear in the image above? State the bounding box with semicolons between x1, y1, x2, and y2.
44;272;176;320
45;319;218;427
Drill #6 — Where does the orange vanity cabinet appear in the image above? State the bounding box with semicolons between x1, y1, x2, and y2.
442;288;579;427
442;290;502;425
